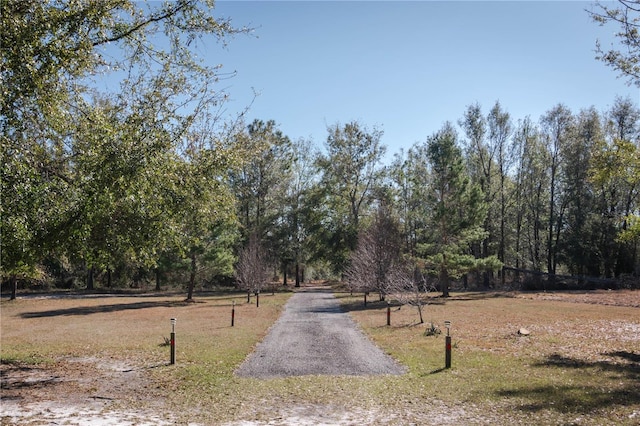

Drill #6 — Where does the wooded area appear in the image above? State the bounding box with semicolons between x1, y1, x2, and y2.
2;1;639;299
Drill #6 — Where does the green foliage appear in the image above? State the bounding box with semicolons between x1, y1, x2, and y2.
228;119;295;264
459;101;513;268
1;0;246;292
590;133;640;246
584;98;640;275
422;124;501;295
2;0;639;293
313;121;386;272
590;0;640;86
511;118;550;272
389;144;433;260
423;322;441;336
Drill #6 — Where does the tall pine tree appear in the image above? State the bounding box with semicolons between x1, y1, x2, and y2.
423;124;501;297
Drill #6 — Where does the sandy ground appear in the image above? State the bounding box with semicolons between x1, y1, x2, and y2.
1;356;173;425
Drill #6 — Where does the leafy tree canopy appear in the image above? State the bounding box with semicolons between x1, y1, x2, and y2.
590;0;640;86
1;0;247;295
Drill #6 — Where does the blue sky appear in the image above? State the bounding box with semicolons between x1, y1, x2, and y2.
204;1;638;157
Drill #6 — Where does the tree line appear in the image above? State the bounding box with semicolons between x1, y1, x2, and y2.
2;1;639;299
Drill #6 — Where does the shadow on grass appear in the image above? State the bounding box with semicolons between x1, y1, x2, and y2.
0;361;60;394
445;291;517;301
0;359;172;399
196;289;293;300
496;351;640;414
536;352;640;380
371;320;427;331
336;291;515;313
338;298;444;314
19;300;191;318
497;384;640;414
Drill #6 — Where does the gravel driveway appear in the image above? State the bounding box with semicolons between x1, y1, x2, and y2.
235;287;406;378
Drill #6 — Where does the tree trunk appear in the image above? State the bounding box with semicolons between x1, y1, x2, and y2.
440;268;450;298
283;262;288;286
295;262;300;287
9;275;17;300
548;168;556;288
87;266;95;291
107;268;112;288
500;174;507;265
187;252;196;301
155;268;161;291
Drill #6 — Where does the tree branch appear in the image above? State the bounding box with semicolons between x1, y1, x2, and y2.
91;0;193;47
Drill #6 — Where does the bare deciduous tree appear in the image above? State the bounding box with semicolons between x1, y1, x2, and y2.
345;205;401;300
235;234;269;301
387;263;436;324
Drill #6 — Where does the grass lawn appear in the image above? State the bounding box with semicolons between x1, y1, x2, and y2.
338;289;640;425
1;287;639;425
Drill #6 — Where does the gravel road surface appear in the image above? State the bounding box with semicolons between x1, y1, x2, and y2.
235;287;406;378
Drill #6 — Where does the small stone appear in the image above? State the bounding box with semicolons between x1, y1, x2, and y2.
518;328;531;336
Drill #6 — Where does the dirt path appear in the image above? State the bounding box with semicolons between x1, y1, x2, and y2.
235;287;406;378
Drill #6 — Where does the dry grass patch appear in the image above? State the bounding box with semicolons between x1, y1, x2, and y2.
336;290;640;425
1;291;291;425
1;288;639;425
